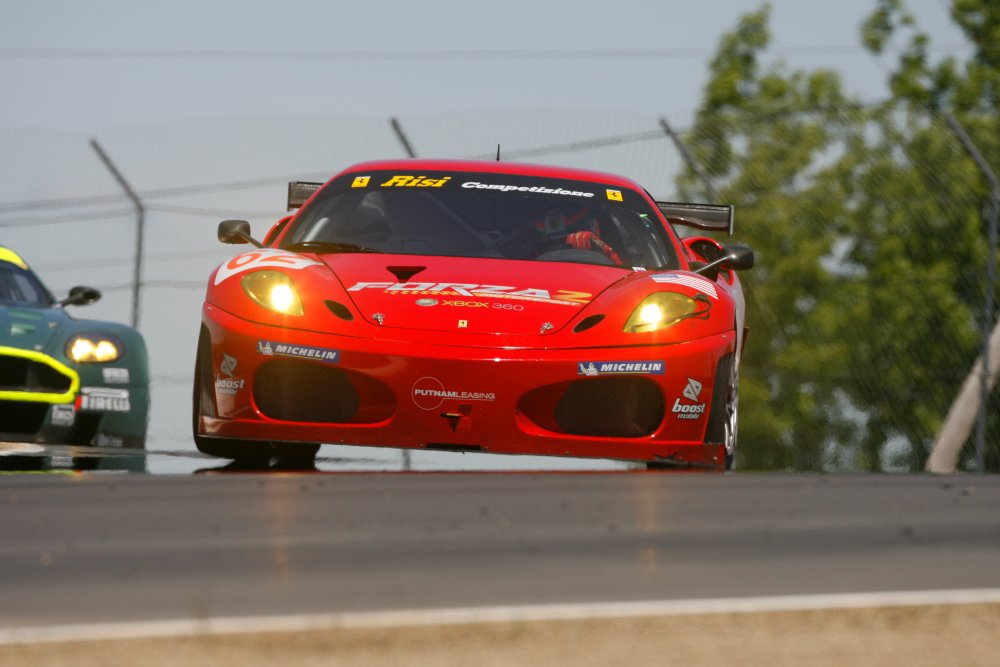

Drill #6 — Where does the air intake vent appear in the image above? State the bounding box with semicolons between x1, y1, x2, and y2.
253;359;394;423
255;361;359;422
0;354;73;393
0;400;48;435
386;265;425;282
325;300;354;321
554;378;663;437
573;314;604;333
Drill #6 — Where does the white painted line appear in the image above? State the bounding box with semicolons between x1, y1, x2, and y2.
0;442;45;456
4;588;1000;646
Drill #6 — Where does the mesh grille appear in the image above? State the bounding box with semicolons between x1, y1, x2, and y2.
0;354;73;393
254;360;359;422
253;359;394;424
0;400;49;435
689;239;726;263
554;377;664;437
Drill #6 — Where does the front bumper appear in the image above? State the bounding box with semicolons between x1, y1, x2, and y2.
199;305;736;467
0;346;147;447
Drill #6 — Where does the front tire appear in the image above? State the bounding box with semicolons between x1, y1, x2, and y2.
705;353;738;471
723;365;739;471
192;327;271;465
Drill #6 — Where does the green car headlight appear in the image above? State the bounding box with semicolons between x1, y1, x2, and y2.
67;335;123;363
241;271;304;316
623;292;708;334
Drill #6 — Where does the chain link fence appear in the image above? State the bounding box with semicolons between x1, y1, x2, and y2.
1;107;996;471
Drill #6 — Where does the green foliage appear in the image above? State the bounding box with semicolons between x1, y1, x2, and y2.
680;1;999;471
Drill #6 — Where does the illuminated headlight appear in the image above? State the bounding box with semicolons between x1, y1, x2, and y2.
67;335;123;363
241;271;304;316
623;292;705;333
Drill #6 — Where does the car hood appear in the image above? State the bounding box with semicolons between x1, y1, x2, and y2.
321;254;630;335
0;305;67;352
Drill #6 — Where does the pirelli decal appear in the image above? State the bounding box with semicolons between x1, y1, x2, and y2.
78;387;131;413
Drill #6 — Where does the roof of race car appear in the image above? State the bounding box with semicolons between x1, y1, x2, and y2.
334;159;648;191
0;247;29;270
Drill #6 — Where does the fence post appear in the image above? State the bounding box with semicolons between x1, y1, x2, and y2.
390;117;418;158
658;116;717;201
90;139;145;330
930;113;1000;472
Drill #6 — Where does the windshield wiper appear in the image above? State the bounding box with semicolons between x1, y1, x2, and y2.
285;241;381;254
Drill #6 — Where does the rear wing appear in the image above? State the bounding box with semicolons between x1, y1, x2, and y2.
287;181;323;211
656;202;734;236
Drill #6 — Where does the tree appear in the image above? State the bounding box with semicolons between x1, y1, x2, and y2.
678;2;997;470
861;0;1000;471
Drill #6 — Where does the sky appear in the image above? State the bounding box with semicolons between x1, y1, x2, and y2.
0;0;970;132
0;0;977;471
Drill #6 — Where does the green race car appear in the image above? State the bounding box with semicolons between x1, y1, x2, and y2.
0;246;149;449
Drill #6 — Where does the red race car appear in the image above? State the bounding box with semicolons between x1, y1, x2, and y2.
193;159;753;469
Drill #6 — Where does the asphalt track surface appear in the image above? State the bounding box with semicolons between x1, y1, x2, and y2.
2;467;999;632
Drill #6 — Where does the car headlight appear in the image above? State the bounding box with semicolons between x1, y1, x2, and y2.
67;335;123;363
623;292;710;333
241;271;304;316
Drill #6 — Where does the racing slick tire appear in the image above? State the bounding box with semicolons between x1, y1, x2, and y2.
705;353;738;471
191;327;271;465
645;352;737;472
271;442;321;470
192;329;321;467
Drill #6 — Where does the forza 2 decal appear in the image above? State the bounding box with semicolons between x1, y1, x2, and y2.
347;282;592;306
214;249;321;286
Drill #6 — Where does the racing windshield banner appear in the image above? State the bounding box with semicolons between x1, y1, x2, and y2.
317;171;654;211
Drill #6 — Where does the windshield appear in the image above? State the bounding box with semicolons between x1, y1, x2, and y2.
283;171;680;269
0;262;53;307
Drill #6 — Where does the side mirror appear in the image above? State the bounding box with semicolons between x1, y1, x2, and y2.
723;244;755;271
218;220;263;248
693;244;755;278
60;285;101;307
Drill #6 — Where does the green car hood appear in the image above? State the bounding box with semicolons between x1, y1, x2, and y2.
0;305;68;352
